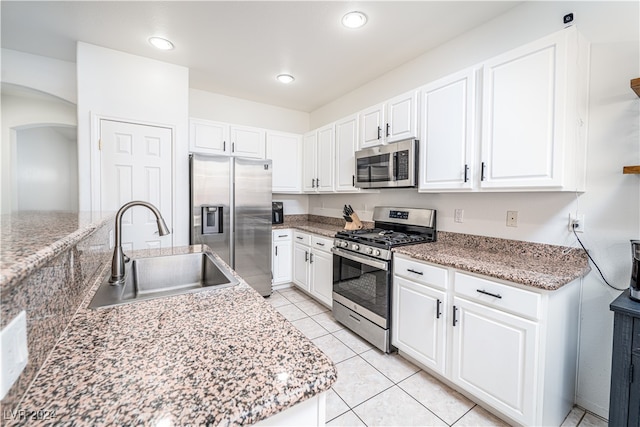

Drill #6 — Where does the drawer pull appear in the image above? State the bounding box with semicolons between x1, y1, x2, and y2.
407;268;423;275
477;289;502;299
349;314;361;323
278;234;288;238
436;299;442;319
316;242;325;246
296;236;304;240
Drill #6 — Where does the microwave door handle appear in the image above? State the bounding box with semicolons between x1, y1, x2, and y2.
391;152;398;181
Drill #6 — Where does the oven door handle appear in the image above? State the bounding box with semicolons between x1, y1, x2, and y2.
331;247;389;271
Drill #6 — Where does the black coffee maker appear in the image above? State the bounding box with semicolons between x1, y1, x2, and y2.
272;201;284;224
630;240;640;301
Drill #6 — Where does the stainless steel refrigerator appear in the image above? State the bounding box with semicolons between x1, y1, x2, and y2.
189;154;272;296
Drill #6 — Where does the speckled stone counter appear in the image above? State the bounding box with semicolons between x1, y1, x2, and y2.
1;211;113;290
394;231;590;290
8;245;337;426
273;214;373;238
1;211;115;411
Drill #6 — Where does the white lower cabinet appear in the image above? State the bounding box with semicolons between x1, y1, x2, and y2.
392;254;580;427
451;296;537;424
392;276;447;375
292;231;333;307
272;230;292;286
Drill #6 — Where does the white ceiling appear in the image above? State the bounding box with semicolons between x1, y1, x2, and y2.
1;1;521;112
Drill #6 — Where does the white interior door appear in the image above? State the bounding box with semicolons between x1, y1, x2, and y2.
100;119;173;251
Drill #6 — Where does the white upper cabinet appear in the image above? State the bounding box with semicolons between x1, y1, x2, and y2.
229;125;266;158
359;90;418;148
316;125;335;192
303;125;335;193
266;131;302;193
334;114;359;192
302;132;317;192
419;68;477;191
479;26;588;191
386;91;418;143
189;118;266;159
359;104;385;148
189;119;229;155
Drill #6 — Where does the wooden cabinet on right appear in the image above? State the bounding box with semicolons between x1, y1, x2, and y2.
609;291;640;427
392;254;582;426
292;231;333;307
419;26;589;193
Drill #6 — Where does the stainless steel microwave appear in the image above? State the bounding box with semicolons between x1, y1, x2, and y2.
354;139;417;188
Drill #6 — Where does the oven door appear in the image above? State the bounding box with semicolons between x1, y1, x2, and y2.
332;247;391;328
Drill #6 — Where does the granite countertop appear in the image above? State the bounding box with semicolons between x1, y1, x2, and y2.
272;214;372;238
394;232;590;290
274;216;589;290
11;245;337;426
0;211;114;290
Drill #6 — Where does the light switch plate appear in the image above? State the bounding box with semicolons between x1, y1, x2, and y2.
0;311;28;400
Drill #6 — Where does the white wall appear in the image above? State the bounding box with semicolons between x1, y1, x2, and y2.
76;42;190;246
190;88;309;134
1;49;77;103
308;1;639;418
1;93;77;213
16;126;78;211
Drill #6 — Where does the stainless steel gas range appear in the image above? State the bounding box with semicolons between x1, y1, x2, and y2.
331;206;437;353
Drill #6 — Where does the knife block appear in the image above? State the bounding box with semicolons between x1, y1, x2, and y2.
344;212;364;230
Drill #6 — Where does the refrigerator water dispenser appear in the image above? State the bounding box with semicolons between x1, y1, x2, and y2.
202;205;223;234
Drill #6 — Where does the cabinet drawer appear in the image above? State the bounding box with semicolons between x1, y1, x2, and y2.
454;272;541;320
311;235;333;253
273;229;292;242
293;231;311;246
394;256;448;291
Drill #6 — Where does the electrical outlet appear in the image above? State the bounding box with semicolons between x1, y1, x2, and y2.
569;213;585;232
454;209;464;223
0;311;28;400
506;211;518;227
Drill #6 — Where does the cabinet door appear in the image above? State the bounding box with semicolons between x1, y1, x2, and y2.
310;249;333;307
451;297;537;425
359;104;384;148
267;132;302;193
189;119;229;155
419;69;476;191
480;30;567;189
293;242;310;292
316;124;335;192
335;115;359;192
230;125;266;158
386;91;418;143
273;240;293;285
392;276;446;374
302;132;317;192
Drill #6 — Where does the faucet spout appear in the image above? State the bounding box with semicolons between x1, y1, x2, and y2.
109;201;170;285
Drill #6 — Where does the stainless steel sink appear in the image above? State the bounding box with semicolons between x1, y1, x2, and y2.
89;252;240;309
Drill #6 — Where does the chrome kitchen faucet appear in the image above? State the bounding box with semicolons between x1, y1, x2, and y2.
109;201;170;285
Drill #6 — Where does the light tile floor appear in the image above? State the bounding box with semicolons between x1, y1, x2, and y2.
268;287;609;427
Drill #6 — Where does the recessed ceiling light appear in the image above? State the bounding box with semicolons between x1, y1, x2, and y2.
148;37;174;50
276;74;295;84
342;11;368;29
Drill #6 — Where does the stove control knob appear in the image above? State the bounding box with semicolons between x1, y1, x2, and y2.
341;241;349;248
366;248;373;254
352;244;360;251
374;249;381;256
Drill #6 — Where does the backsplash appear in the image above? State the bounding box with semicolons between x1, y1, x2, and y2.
0;212;113;411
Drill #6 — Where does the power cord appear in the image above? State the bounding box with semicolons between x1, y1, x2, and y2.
572;224;627;291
